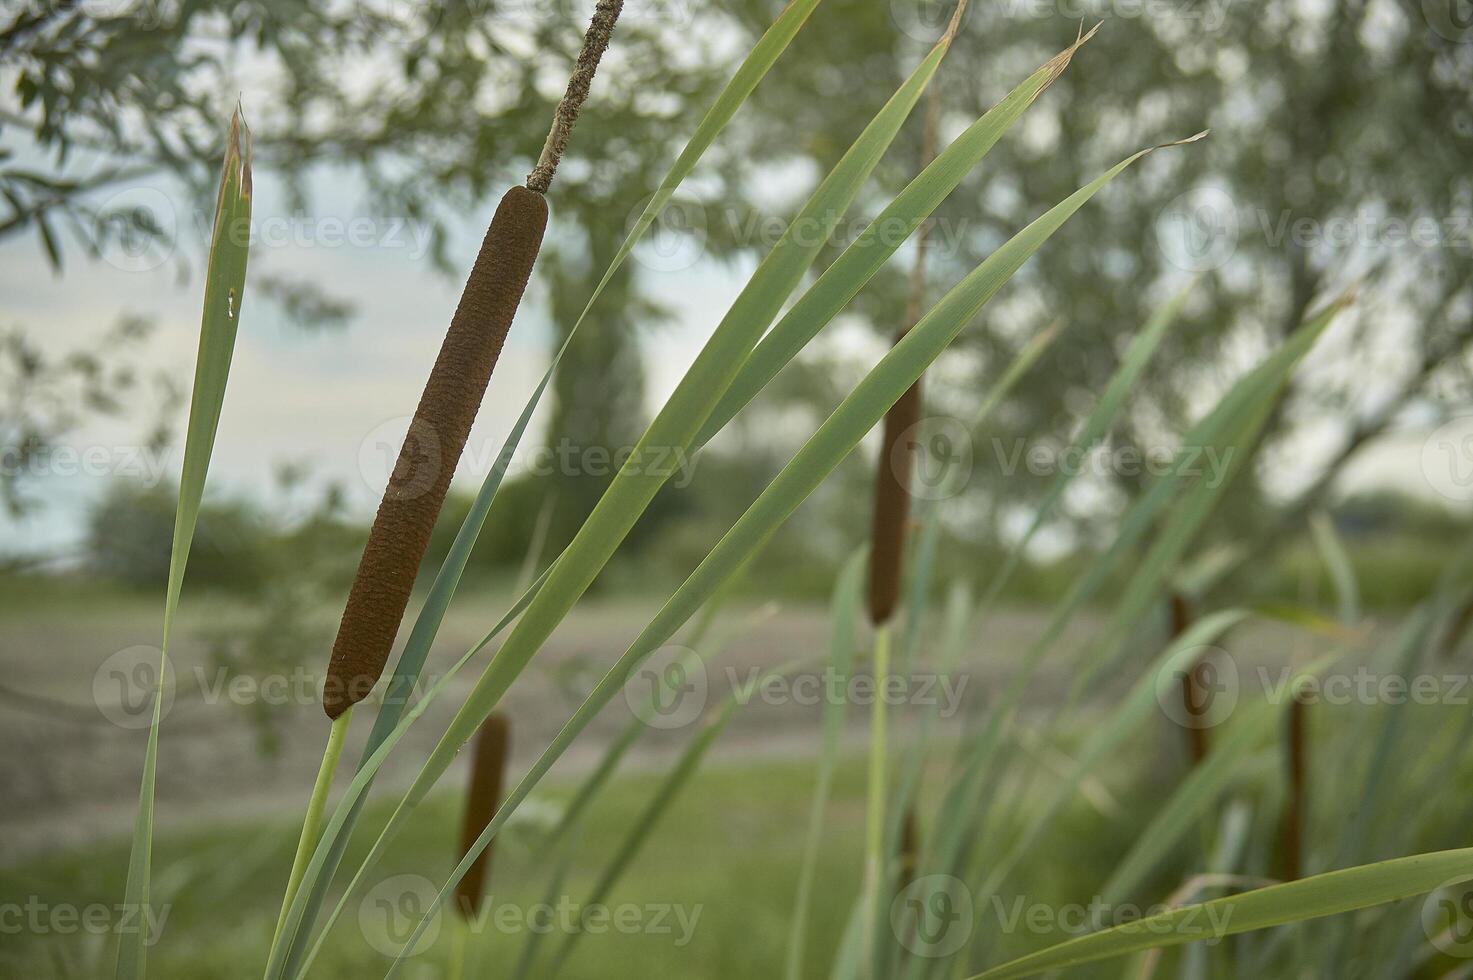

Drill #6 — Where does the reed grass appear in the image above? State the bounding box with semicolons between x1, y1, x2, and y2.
370;133;1197;973
322;0;619;721
866;62;940;629
268;8;825;975
115;105;252;980
102;9;1473;980
968;848;1473;979
266;7;621;970
269;705;351;949
322;186;549;719
275;35;961;976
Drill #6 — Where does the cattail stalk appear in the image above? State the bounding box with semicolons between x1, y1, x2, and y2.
456;713;513;919
323;0;623;721
1278;687;1310;880
272;2;621;956
897;807;920;892
867;89;941;627
322;187;548;719
269;705;352;952
864;624;893;976
445;715;510;979
1170;592;1209;764
866;96;940;942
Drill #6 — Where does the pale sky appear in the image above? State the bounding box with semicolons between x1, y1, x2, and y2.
1;154;755;556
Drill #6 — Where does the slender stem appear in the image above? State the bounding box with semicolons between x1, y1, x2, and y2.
447;922;469;980
526;0;624;194
271;707;353;953
865;625;892;975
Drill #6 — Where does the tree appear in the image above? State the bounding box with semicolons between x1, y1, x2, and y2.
6;0;1471;569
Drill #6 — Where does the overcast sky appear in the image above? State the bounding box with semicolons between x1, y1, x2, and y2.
2;48;1460;561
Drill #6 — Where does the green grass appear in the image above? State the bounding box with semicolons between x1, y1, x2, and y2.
3;756;871;979
11;679;1473;978
64;6;1471;977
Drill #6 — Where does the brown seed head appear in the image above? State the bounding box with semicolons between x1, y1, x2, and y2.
867;377;922;625
322;187;548;718
456;712;513;920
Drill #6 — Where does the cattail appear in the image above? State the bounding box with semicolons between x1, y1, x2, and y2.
866;89;941;627
868;379;923;623
1170;592;1209;764
896;807;921;892
455;713;512;920
1278;686;1309;880
321;0;623;718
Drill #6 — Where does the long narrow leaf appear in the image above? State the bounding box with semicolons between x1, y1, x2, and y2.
787;548;867;980
273;25;947;974
965;849;1473;980
116;108;251;980
691;27;1097;451
388;136;1203;966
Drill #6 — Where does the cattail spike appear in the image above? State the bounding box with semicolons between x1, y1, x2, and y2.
897;806;921;892
1170;592;1209;764
456;713;513;920
322;187;548;718
868;378;923;624
866;88;941;627
1279;688;1309;881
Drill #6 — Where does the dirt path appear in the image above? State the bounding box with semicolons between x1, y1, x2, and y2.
0;594;1299;863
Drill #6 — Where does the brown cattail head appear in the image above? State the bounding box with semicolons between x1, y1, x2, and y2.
1278;687;1310;881
1169;592;1192;637
455;712;512;920
322;187;548;718
867;377;922;624
865;92;940;627
1169;592;1211;765
897;806;921;893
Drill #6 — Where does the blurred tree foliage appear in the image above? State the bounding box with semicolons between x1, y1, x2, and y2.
4;0;1472;574
0;316;178;521
1;0;763;553
734;0;1473;556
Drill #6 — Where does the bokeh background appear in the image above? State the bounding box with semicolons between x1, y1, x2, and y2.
3;0;1473;976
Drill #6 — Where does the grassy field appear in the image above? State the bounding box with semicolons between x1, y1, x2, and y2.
4;583;1468;979
3;739;1170;979
0;755;868;978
